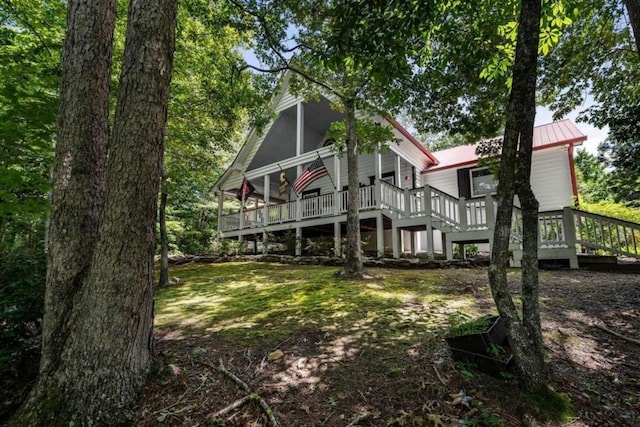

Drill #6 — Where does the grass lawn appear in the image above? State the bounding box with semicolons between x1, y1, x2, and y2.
136;261;640;427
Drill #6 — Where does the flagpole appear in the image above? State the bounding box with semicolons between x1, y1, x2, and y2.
316;151;337;191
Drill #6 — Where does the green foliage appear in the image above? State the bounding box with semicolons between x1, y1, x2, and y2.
597;102;640;207
160;0;271;255
574;149;609;203
0;1;63;408
580;201;640;225
325;119;398;156
524;387;575;423
0;0;63;218
447;313;495;337
539;1;639;129
210;237;241;256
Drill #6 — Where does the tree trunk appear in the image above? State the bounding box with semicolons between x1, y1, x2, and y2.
623;0;640;56
158;164;169;288
11;0;116;423
10;0;178;424
342;97;364;278
488;0;546;393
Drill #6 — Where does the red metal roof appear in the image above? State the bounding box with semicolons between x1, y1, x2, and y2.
423;119;586;173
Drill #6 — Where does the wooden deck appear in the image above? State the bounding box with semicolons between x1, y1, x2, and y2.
219;181;640;265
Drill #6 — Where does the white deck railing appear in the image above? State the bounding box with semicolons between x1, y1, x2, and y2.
429;187;460;229
574;209;640;257
380;181;405;213
218;185;640;260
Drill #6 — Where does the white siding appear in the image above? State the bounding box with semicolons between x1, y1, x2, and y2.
422;168;459;197
531;148;574;210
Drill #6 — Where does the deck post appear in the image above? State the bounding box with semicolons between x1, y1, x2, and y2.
296;102;303;156
376;212;384;257
334;221;341;257
263;174;270;226
296;164;302;221
374;151;382;208
262;230;268;255
217;191;224;232
410;232;416;256
459;197;467;231
404;188;411;215
424;185;434;255
392;226;400;258
485;194;495;227
334;154;340;215
395;154;402;188
563;206;579;268
295;226;302;256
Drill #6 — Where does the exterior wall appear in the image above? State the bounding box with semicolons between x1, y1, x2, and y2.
422;147;575;211
422;167;459;197
530;147;575;211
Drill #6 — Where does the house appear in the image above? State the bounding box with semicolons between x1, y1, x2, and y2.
213;76;640;266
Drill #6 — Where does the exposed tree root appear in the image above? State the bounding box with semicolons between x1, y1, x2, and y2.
595;324;640;346
345;411;371;427
215;358;279;426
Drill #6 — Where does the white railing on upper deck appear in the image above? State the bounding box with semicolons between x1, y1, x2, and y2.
408;188;425;217
301;193;334;219
429;187;460;229
219;212;241;231
339;185;377;212
380;181;404;213
267;201;297;224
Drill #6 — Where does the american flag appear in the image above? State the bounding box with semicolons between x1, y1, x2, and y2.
293;157;329;194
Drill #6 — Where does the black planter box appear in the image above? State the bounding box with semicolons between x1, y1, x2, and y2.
450;348;514;377
445;316;508;354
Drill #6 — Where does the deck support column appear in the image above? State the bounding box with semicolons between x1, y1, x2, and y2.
410;232;416;256
392;226;400;258
395;155;402;188
334;221;341;257
444;233;453;260
424;185;434;256
262;230;268;255
376;213;384;257
334;154;340;215
217;191;224;233
295;227;302;256
263;174;270;227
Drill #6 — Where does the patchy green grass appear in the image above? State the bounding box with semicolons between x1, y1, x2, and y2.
155;262;488;348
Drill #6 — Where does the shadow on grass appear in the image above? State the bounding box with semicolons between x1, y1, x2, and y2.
145;262;507;426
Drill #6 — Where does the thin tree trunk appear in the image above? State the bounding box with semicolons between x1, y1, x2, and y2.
488;0;546;393
343;97;364;278
158;164;169;288
11;0;115;423
11;0;178;424
623;0;640;55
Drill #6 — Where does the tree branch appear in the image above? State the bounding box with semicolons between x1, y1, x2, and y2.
2;0;53;56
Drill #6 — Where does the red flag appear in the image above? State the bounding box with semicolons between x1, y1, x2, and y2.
236;178;255;203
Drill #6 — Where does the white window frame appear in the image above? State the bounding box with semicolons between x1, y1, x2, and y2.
470;167;498;197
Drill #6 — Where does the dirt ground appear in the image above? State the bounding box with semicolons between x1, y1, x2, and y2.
135;268;640;427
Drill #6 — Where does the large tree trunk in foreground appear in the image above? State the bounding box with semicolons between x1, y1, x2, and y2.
488;0;547;393
11;0;116;423
159;164;170;288
342;98;365;278
11;0;178;424
623;0;640;56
